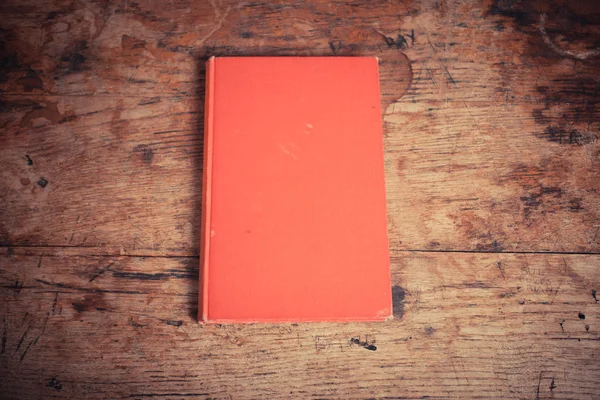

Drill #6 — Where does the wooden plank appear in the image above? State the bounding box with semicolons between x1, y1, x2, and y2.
1;95;203;256
384;99;600;253
1;252;598;398
2;93;598;254
2;0;599;253
0;0;415;98
0;0;597;104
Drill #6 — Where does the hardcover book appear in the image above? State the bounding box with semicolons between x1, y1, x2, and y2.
200;56;391;322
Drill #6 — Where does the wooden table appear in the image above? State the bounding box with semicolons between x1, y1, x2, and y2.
1;0;599;398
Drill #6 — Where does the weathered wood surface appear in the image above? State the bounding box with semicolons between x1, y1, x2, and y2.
1;251;599;399
1;0;600;398
2;0;599;254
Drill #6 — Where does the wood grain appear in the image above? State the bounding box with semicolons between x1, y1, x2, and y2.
2;0;599;253
1;0;600;397
1;252;599;398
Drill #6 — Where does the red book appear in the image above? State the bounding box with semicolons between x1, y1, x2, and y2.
200;57;391;322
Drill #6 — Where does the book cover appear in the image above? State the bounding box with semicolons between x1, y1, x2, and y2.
200;56;392;323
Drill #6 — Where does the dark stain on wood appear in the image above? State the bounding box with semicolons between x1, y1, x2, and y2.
0;32;19;83
36;279;143;295
110;99;128;139
71;293;109;313
20;101;62;127
133;144;154;164
592;289;598;302
568;198;584;212
487;0;600;35
536;124;597;146
60;40;88;74
0;99;40;116
375;30;409;50
464;281;490;289
14;101;75;128
578;312;585;320
46;377;62;392
520;186;562;218
139;97;161;105
498;291;515;298
51;292;59;315
486;0;538;28
129;318;146;328
37;177;48;188
1;318;6;354
329;40;342;54
391;285;405;318
550;377;556;391
349;337;377;351
24;154;33;165
121;35;147;57
488;2;600;148
475;240;504;252
452;213;507;252
16;69;43;92
12;279;24;292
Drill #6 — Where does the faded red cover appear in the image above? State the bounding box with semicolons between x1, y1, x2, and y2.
200;57;391;322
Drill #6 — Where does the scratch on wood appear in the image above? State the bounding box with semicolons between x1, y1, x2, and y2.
496;261;506;280
450;359;461;385
12;279;24;292
40;312;50;336
1;318;6;353
112;271;193;280
52;292;59;314
19;336;39;363
129;318;146;328
549;259;568;306
444;66;457;87
36;279;143;294
163;320;183;327
199;0;231;46
15;326;29;352
89;261;115;282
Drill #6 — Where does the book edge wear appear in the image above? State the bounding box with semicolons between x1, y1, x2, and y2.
199;56;215;323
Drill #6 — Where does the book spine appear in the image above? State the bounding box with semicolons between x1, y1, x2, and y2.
199;57;216;322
